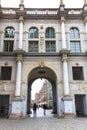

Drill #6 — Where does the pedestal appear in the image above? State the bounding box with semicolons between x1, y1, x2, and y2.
62;97;74;116
9;97;27;119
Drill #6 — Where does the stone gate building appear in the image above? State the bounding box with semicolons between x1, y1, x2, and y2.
0;0;87;118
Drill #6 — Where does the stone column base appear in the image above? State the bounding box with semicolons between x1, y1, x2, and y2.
9;97;27;119
62;97;74;116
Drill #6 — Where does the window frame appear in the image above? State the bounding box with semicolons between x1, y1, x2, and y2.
69;27;80;39
5;26;15;38
45;27;55;38
4;26;15;52
4;40;14;52
45;41;56;52
1;66;12;80
70;41;81;53
72;66;84;80
29;27;38;39
69;27;81;53
28;41;39;52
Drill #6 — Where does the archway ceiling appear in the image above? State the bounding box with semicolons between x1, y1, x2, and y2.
28;67;56;84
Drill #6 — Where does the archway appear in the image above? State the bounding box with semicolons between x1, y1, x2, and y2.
27;66;58;116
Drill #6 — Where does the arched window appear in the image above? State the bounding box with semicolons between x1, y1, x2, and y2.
45;27;55;38
45;27;56;52
4;26;15;52
28;27;39;52
29;27;38;38
5;26;14;38
69;27;81;53
70;27;80;39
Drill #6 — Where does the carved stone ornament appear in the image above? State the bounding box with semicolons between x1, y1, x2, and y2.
62;54;68;62
20;0;24;4
16;54;23;62
39;61;45;67
60;0;63;4
84;0;87;4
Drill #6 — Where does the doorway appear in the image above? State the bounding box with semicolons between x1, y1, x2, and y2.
75;94;86;116
27;66;58;117
0;95;9;118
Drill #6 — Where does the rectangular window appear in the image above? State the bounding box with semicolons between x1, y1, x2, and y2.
4;41;14;52
72;67;84;80
29;41;38;52
46;41;56;52
1;67;12;80
70;41;81;53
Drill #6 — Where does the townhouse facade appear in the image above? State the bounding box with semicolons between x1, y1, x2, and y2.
0;0;87;118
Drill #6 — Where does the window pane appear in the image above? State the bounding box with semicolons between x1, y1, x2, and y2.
29;41;38;52
72;67;84;80
5;27;14;38
29;27;38;38
1;67;12;80
70;41;81;53
46;41;56;52
45;27;55;38
4;41;14;52
70;28;80;39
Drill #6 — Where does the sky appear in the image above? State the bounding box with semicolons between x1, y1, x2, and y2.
31;79;45;100
1;0;84;8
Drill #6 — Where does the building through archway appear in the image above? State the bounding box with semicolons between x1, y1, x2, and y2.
27;66;58;115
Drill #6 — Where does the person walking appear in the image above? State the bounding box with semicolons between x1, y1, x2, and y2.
33;103;37;117
43;104;46;115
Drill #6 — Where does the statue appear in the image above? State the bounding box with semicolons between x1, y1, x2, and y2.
20;0;24;4
84;0;87;4
60;0;63;4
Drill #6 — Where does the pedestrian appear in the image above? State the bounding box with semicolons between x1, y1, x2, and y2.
33;103;37;117
43;104;46;115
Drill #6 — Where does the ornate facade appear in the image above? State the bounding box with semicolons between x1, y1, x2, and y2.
0;0;87;118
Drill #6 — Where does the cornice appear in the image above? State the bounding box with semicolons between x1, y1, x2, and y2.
0;52;87;57
0;7;85;20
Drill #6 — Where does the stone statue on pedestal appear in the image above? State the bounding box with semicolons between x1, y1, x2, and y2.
60;0;63;4
20;0;24;4
84;0;87;4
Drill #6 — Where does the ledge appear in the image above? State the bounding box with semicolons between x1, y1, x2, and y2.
0;52;87;57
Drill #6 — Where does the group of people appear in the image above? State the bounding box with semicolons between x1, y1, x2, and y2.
32;103;47;117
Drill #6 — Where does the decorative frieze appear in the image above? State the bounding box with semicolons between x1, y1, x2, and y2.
20;0;24;4
40;32;44;44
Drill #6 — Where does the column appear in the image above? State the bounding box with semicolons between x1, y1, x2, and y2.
61;16;69;96
15;54;22;97
85;21;87;34
18;16;24;49
61;17;67;49
62;54;69;96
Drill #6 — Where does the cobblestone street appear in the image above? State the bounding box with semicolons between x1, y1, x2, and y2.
0;108;87;130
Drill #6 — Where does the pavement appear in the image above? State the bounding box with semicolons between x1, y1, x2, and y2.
0;108;87;130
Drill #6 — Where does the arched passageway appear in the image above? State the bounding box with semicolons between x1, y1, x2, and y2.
27;66;58;116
